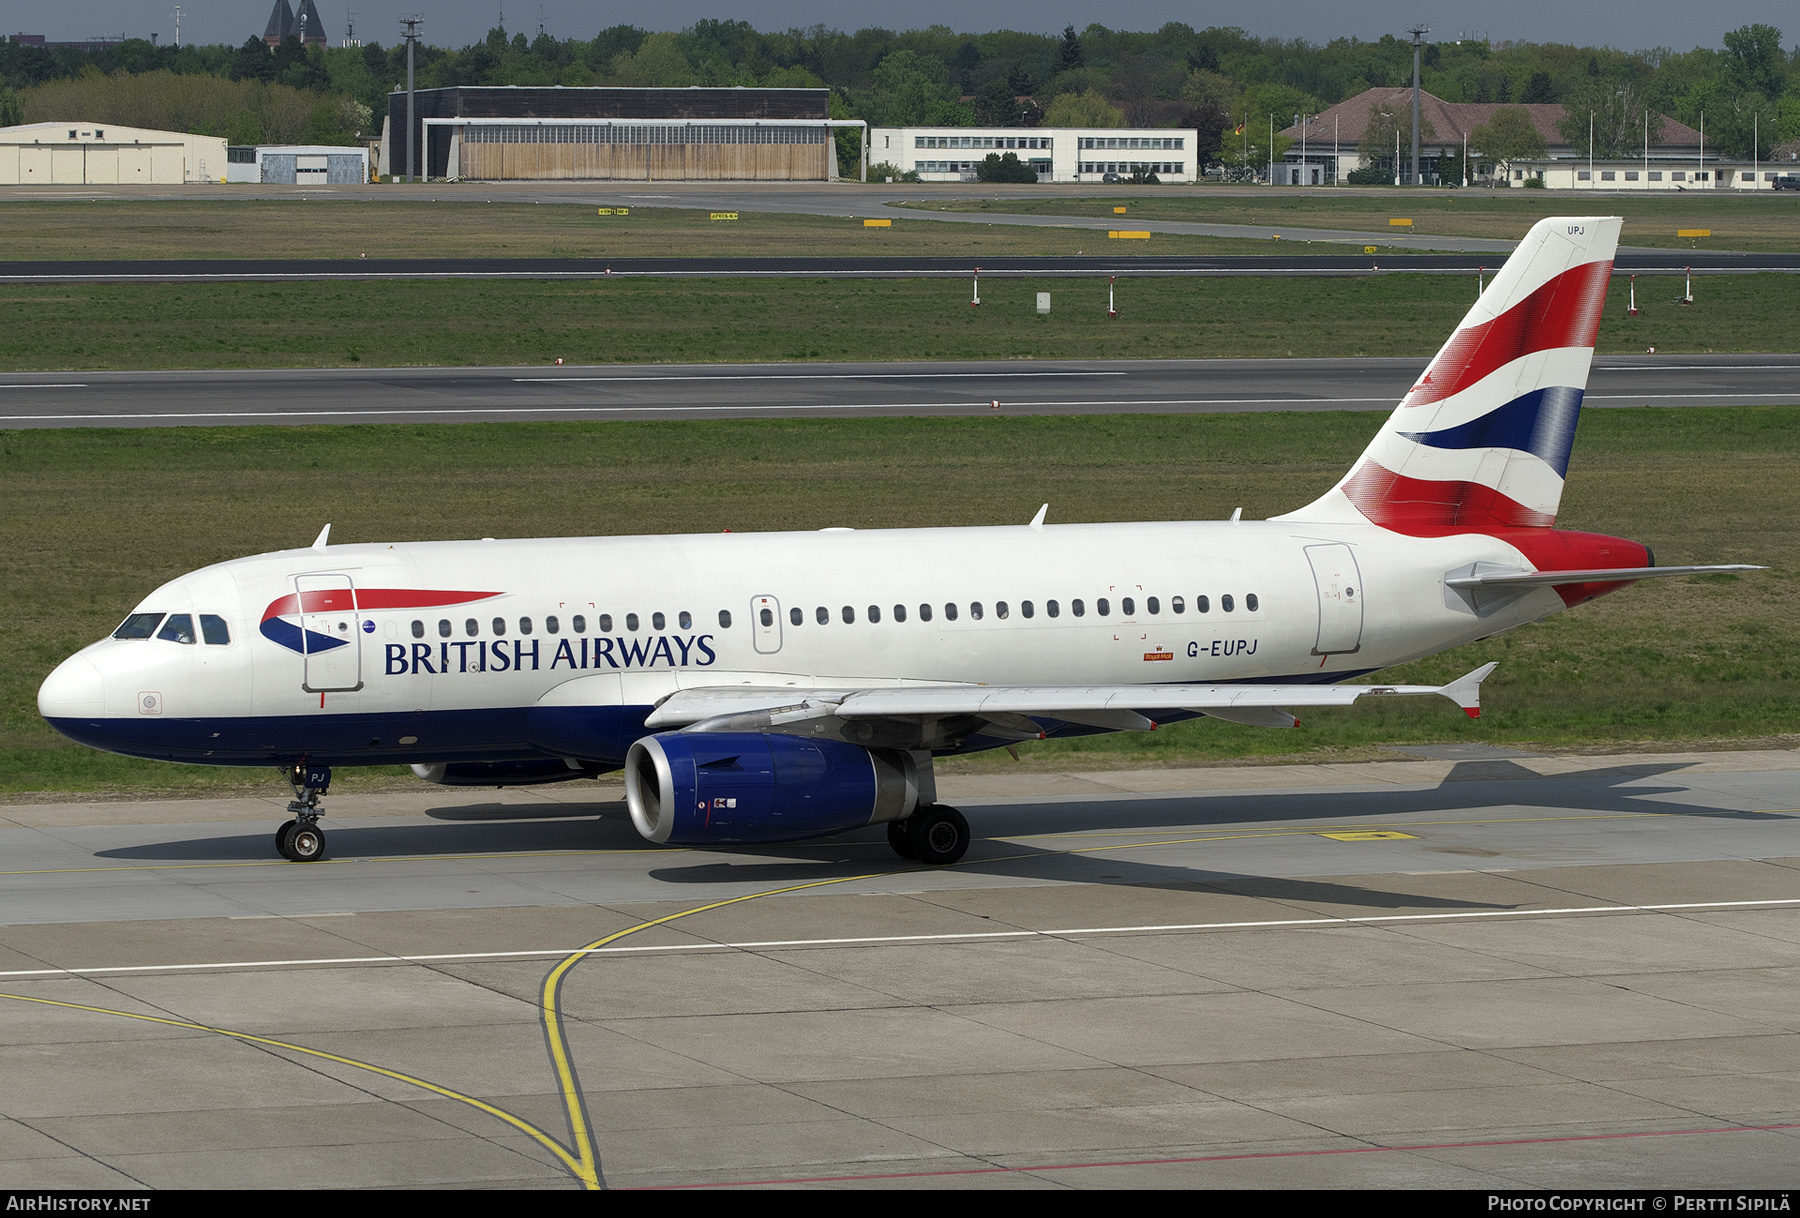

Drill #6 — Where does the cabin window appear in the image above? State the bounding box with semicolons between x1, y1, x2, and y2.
790;607;803;626
492;617;507;636
412;619;425;638
598;614;613;632
893;604;907;622
1246;593;1260;612
519;617;533;635
760;608;774;627
1196;596;1210;614
546;616;560;634
652;612;665;630
572;615;586;633
1222;594;1235;612
944;603;959;621
718;610;732;628
1046;600;1059;618
465;618;479;637
970;602;983;620
626;613;640;632
1021;600;1034;618
867;605;881;623
439;619;453;637
1171;596;1185;614
842;606;855;624
919;603;933;622
995;601;1009;619
816;606;829;625
1072;599;1086;617
200;614;231;645
157;614;197;644
1146;597;1159;614
679;611;692;629
114;613;164;640
1123;597;1136;615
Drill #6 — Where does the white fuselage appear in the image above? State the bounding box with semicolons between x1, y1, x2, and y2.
40;518;1564;768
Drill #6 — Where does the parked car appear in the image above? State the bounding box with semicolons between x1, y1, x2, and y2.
1773;175;1800;191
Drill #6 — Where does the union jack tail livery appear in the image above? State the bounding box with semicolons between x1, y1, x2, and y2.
1281;216;1620;534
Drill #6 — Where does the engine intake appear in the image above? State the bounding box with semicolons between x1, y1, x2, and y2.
625;732;924;845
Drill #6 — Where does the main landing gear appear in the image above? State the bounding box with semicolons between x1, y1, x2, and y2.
276;763;331;862
888;805;971;865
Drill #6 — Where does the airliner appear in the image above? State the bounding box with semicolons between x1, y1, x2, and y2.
37;216;1756;865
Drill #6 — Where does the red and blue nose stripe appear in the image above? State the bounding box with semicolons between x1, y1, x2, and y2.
260;589;500;654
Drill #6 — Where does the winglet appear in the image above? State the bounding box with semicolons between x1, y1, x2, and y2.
311;524;331;551
1029;504;1048;531
1437;662;1498;718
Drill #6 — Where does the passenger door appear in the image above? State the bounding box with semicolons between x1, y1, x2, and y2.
297;573;363;692
1305;544;1364;656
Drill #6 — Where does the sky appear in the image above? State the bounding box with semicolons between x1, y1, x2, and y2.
13;2;1794;57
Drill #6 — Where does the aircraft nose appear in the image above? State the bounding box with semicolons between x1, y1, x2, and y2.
38;653;106;721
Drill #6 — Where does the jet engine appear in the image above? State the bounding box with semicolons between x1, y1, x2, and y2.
625;732;926;845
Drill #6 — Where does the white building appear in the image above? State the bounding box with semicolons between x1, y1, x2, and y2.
226;144;370;185
1497;159;1790;190
868;126;1198;183
0;122;227;184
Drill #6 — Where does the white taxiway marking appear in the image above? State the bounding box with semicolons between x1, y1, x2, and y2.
0;384;87;390
3;897;1793;979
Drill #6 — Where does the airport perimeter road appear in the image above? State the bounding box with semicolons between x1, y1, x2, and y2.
1;354;1795;429
0;748;1796;1188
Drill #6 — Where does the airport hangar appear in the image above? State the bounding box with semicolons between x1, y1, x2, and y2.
0;121;228;184
379;85;862;182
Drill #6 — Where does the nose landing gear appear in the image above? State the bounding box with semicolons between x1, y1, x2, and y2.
277;764;331;862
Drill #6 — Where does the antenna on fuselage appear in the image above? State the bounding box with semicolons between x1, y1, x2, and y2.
1029;504;1048;530
1229;507;1242;522
312;523;331;550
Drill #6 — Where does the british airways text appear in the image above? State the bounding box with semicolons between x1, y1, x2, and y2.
387;634;718;675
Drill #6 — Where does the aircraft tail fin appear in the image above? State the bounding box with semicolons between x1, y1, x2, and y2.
1277;216;1621;533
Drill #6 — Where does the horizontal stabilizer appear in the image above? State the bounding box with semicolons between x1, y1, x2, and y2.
1446;564;1763;589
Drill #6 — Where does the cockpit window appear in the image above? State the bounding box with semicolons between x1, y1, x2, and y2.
113;613;164;639
200;614;231;645
156;614;197;644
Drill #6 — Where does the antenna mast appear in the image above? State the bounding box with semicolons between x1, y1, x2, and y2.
400;15;424;182
1407;23;1430;186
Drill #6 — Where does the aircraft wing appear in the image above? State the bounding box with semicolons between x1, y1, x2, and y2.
643;662;1499;734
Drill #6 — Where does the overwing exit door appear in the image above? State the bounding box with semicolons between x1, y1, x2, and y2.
751;595;783;654
1305;544;1364;656
296;573;364;692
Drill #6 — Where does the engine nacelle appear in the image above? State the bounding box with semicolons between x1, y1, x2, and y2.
411;759;599;787
625;732;925;845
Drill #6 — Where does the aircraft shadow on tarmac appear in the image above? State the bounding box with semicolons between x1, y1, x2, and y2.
90;761;1792;917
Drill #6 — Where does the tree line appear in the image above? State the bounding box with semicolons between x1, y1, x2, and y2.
1;20;1794;165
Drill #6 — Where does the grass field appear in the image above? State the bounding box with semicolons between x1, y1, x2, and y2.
2;408;1792;795
901;191;1800;251
2;271;1793;372
0;200;1405;262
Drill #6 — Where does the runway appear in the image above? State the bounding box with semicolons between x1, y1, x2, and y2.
3;251;1795;283
2;354;1796;429
1;748;1795;1188
6;179;1794;258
